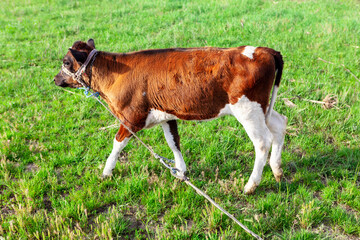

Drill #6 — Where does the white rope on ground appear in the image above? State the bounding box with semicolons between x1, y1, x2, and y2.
184;180;263;240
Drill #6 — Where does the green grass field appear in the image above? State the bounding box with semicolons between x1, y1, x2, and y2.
1;0;359;239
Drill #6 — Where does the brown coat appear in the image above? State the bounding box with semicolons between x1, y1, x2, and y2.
56;41;282;133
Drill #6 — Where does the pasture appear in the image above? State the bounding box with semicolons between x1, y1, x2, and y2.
0;0;359;239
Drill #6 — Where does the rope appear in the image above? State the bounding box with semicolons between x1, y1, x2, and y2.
184;180;263;240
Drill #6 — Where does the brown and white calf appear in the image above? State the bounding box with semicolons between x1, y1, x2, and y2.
54;39;287;194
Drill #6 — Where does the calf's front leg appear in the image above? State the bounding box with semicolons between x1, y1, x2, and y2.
161;120;187;176
102;125;132;177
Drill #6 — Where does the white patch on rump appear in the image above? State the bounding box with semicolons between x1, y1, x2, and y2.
242;46;257;59
145;109;178;128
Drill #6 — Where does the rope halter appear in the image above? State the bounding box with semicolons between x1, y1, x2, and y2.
61;48;98;89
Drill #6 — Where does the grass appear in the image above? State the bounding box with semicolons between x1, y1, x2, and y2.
0;0;359;239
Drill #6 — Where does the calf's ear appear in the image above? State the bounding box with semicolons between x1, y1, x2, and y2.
69;48;88;64
87;39;95;49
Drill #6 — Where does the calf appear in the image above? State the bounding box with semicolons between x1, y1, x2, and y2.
54;39;287;194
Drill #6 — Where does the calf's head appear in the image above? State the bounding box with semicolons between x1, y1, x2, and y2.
53;39;96;88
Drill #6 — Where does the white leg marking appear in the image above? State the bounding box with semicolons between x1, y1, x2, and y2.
266;110;287;182
242;46;257;59
102;137;131;177
161;122;186;175
230;96;273;194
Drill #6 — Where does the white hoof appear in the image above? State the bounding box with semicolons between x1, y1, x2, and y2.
176;164;187;174
102;170;113;179
244;180;258;195
273;168;283;182
171;170;187;180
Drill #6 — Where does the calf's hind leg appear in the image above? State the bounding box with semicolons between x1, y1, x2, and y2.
230;97;273;194
102;125;132;177
266;110;287;182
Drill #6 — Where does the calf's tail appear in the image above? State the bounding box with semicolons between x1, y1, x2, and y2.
265;50;284;120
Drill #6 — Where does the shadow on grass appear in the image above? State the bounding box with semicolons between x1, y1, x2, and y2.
256;146;360;195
